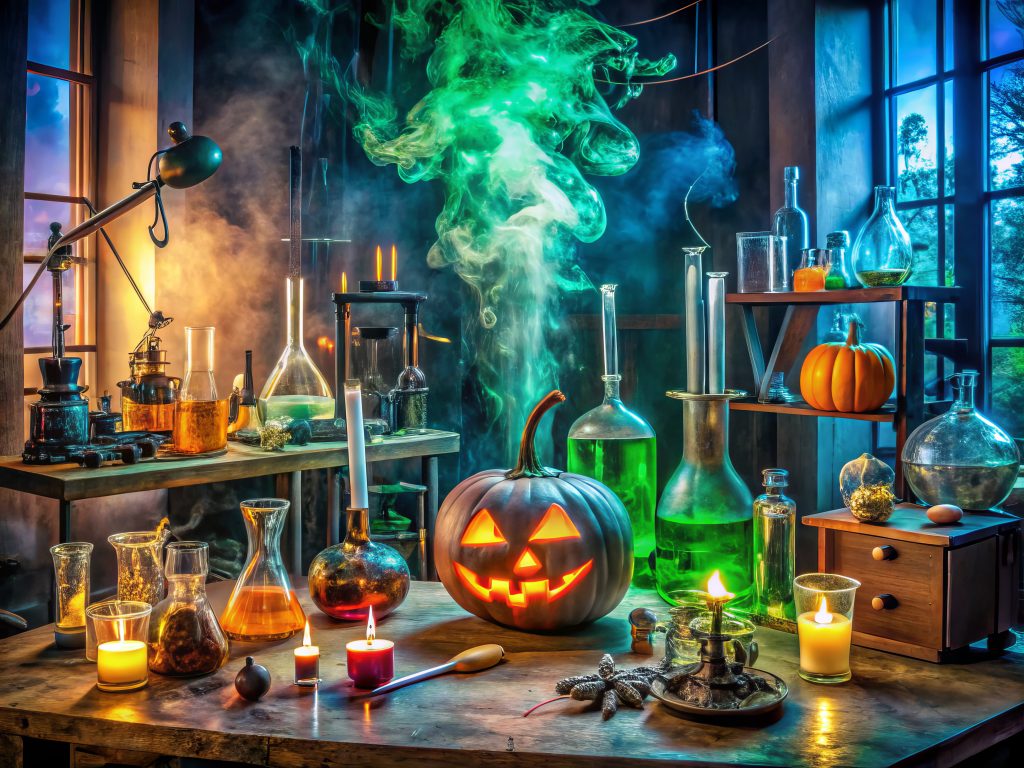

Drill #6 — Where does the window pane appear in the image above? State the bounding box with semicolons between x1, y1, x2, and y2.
24;199;71;255
944;203;954;286
896;0;937;84
902;205;939;284
989;62;1024;190
943;0;953;69
991;197;1024;337
992;347;1024;437
943;80;954;195
896;86;938;202
23;264;76;348
989;0;1024;60
25;74;70;195
27;0;70;70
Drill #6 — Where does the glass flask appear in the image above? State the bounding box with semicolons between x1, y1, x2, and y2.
109;528;171;606
825;231;854;289
752;469;796;621
220;498;306;641
851;186;913;287
353;326;398;430
174;326;229;454
568;284;657;588
655;390;753;609
118;332;179;433
771;166;810;285
793;249;829;292
50;541;92;648
902;370;1021;511
148;542;229;676
840;453;896;522
259;277;335;422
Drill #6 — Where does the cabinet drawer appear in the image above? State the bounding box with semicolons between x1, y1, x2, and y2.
831;531;943;649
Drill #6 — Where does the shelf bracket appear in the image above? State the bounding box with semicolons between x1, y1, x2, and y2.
738;304;821;401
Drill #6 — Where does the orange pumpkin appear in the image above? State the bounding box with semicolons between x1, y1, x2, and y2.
799;320;895;412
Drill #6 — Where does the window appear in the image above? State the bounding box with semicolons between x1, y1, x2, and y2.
884;1;1024;436
23;0;95;405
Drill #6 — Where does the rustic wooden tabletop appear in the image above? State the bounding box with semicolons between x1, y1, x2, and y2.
0;581;1021;767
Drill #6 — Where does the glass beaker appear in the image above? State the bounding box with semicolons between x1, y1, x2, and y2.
353;326;398;428
220;498;306;641
794;573;860;684
655;390;754;609
109;528;171;606
174;326;229;454
752;469;796;621
851;186;913;287
87;600;152;692
259;277;335;422
793;248;829;292
567;284;657;588
902;371;1021;511
50;542;92;648
736;232;787;293
148;542;229;676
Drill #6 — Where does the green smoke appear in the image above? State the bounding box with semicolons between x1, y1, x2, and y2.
305;0;673;462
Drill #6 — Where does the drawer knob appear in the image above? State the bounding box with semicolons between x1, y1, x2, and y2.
871;593;899;610
872;545;898;561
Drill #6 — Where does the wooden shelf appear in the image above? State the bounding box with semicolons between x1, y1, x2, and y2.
726;285;961;306
729;398;896;422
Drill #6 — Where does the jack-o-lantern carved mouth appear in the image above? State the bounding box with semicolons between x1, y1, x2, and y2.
453;560;593;608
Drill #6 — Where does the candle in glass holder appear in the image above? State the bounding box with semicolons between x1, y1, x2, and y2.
346;607;394;689
88;602;151;692
794;572;859;684
294;620;320;686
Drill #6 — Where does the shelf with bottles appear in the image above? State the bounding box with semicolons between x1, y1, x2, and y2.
726;285;961;306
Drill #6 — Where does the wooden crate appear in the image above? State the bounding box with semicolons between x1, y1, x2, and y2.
803;504;1021;662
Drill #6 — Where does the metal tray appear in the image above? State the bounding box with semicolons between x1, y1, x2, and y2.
650;668;788;719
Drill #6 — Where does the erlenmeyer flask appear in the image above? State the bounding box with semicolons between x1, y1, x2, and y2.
174;326;229;454
567;285;657;588
220;498;306;641
259;277;335;422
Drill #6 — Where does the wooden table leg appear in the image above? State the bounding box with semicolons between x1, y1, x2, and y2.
0;733;22;768
59;499;72;543
290;470;302;577
421;456;439;581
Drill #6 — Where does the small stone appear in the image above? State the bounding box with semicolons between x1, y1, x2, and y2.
927;504;963;524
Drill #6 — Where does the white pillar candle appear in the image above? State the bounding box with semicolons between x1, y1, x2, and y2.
797;597;852;677
706;272;728;394
97;640;148;687
344;380;369;509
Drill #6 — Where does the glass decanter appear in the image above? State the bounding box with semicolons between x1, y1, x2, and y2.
771;166;810;284
655;390;753;609
902;371;1021;511
174;326;229;454
851;186;913;287
752;469;796;621
259;277;335;422
567;284;657;588
220;498;306;641
148;542;229;676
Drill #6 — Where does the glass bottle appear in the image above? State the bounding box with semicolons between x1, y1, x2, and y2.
353;326;398;432
109;527;171;606
771;166;810;286
148;542;229;676
50;541;92;648
902;371;1021;511
228;350;263;439
259;277;335;422
655;390;753;609
174;326;229;454
567;284;657;588
752;469;796;621
793;248;829;292
851;186;913;287
825;231;854;289
220;498;306;641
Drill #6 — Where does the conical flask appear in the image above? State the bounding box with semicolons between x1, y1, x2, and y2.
220;498;306;641
259;277;335;422
567;284;657;588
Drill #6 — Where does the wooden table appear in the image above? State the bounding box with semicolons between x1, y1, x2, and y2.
0;430;459;572
1;581;1022;768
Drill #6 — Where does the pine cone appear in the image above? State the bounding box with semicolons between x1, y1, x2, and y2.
570;680;606;701
601;689;619;720
613;680;644;708
598;654;616;680
556;675;598;694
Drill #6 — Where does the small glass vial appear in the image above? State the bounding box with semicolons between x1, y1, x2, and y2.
752;468;796;621
825;231;853;289
793;249;829;292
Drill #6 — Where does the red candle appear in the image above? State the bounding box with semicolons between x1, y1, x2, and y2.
346;606;394;689
294;621;320;686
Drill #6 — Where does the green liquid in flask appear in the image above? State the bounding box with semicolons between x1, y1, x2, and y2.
655;516;753;608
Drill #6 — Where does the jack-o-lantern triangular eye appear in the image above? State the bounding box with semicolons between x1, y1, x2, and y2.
461;509;507;546
529;504;581;542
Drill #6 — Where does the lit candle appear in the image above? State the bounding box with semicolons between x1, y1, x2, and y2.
391;244;397;281
375;245;383;282
797;595;852;680
704;569;734;635
346;606;394;689
341;271;348;294
294;620;320;686
683;248;706;394
706;272;727;394
97;638;148;691
344;380;369;509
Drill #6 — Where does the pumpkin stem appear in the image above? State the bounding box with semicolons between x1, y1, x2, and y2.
507;390;566;479
845;318;863;346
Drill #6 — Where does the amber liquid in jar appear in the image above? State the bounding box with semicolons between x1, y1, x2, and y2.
793;266;826;292
123;398;175;432
219;585;306;641
173;399;229;454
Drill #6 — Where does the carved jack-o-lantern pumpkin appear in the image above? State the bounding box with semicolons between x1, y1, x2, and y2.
434;391;633;631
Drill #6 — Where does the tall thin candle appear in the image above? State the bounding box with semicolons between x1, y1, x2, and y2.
706;272;727;394
683;248;706;394
344;379;369;509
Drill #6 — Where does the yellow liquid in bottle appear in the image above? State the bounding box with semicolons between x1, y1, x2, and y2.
123;398;175;432
173;399;229;454
219;586;306;641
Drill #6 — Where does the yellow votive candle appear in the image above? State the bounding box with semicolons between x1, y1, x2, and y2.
797;597;852;678
97;640;148;690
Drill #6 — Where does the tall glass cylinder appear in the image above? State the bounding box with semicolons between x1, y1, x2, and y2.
655;390;753;608
259;277;335;422
568;285;657;588
50;542;92;648
752;468;796;620
174;326;229;454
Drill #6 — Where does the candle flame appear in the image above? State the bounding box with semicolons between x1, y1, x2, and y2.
814;595;834;624
366;605;375;645
391;244;397;280
375;245;383;282
341;271;348;293
316;335;334;352
303;620;312;647
706;570;734;600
